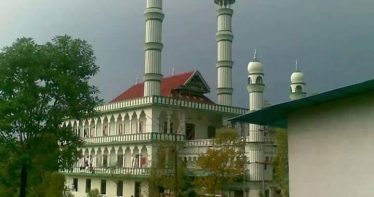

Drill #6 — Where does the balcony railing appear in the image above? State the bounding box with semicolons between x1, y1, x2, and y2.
184;139;214;147
84;132;186;144
61;167;150;177
95;95;247;115
61;167;176;177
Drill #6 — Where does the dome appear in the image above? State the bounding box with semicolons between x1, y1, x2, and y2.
248;60;263;74
291;71;304;84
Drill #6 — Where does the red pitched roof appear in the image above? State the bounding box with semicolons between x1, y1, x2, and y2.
111;71;204;103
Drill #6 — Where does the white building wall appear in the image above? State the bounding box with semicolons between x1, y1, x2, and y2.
66;176;147;197
288;93;374;197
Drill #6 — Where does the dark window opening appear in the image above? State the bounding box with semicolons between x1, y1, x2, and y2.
72;178;78;192
295;85;303;93
117;180;123;196
186;123;195;140
85;179;91;193
208;126;216;139
256;76;263;84
135;181;141;197
100;180;106;194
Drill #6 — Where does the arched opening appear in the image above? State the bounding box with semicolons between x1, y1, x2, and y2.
117;147;123;168
96;149;102;168
295;85;303;93
109;148;116;167
109;115;116;136
159;111;167;133
124;114;130;134
117;115;123;135
89;119;95;137
124;147;131;168
132;147;140;168
102;117;109;136
256;76;263;84
139;111;146;133
131;113;138;134
141;146;148;168
96;118;102;137
103;148;109;167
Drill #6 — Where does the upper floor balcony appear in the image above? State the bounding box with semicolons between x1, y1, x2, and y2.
61;167;150;178
84;132;185;145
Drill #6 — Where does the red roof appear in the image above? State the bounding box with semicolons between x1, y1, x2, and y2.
111;71;213;103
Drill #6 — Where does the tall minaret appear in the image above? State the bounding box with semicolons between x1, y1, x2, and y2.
290;60;306;100
143;0;164;96
214;0;235;106
247;51;266;197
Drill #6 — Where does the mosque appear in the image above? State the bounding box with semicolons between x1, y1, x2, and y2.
62;0;306;196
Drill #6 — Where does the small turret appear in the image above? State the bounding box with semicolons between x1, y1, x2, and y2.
290;60;306;100
247;50;265;97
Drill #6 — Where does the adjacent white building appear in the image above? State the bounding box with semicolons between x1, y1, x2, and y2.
230;79;374;197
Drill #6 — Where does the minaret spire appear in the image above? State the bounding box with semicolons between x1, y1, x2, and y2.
214;0;236;106
295;59;299;71
253;49;258;61
143;0;164;96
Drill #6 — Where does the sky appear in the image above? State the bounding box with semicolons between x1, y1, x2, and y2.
0;0;373;108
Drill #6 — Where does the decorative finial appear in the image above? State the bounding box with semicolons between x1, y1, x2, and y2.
253;49;258;61
295;60;299;72
136;75;139;84
172;67;175;75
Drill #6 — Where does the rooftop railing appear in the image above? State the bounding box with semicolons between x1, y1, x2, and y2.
95;96;247;115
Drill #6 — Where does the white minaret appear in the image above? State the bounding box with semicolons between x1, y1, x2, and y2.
290;60;306;100
144;0;164;96
214;0;235;106
246;50;266;197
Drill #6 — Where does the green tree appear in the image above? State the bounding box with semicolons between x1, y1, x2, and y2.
273;129;289;197
148;140;187;197
0;36;101;197
87;189;101;197
194;128;245;196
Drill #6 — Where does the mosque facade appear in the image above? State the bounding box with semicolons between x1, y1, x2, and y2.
62;0;306;196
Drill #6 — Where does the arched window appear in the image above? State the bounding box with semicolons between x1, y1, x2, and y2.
256;76;263;84
295;85;303;93
248;77;252;84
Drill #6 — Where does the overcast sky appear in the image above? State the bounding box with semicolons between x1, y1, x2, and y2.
1;0;373;107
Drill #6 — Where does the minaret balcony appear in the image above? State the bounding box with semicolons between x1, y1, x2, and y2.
84;132;185;145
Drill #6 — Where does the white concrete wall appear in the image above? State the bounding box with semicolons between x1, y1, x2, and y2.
288;92;374;197
66;176;147;197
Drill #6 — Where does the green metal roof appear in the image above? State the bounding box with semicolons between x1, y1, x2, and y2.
228;79;374;128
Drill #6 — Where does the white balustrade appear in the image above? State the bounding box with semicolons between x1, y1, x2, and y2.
94;96;247;115
84;132;186;144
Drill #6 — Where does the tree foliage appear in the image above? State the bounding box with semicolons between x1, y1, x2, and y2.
148;140;188;197
0;36;101;196
87;189;101;197
194;128;245;196
273;129;289;197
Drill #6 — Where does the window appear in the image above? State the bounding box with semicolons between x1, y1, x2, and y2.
256;76;263;84
264;156;269;170
208;126;216;139
103;155;108;167
186;123;195;140
85;179;91;193
163;122;168;133
117;181;123;196
135;182;141;197
295;85;303;93
118;124;122;135
72;178;78;192
100;180;106;195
